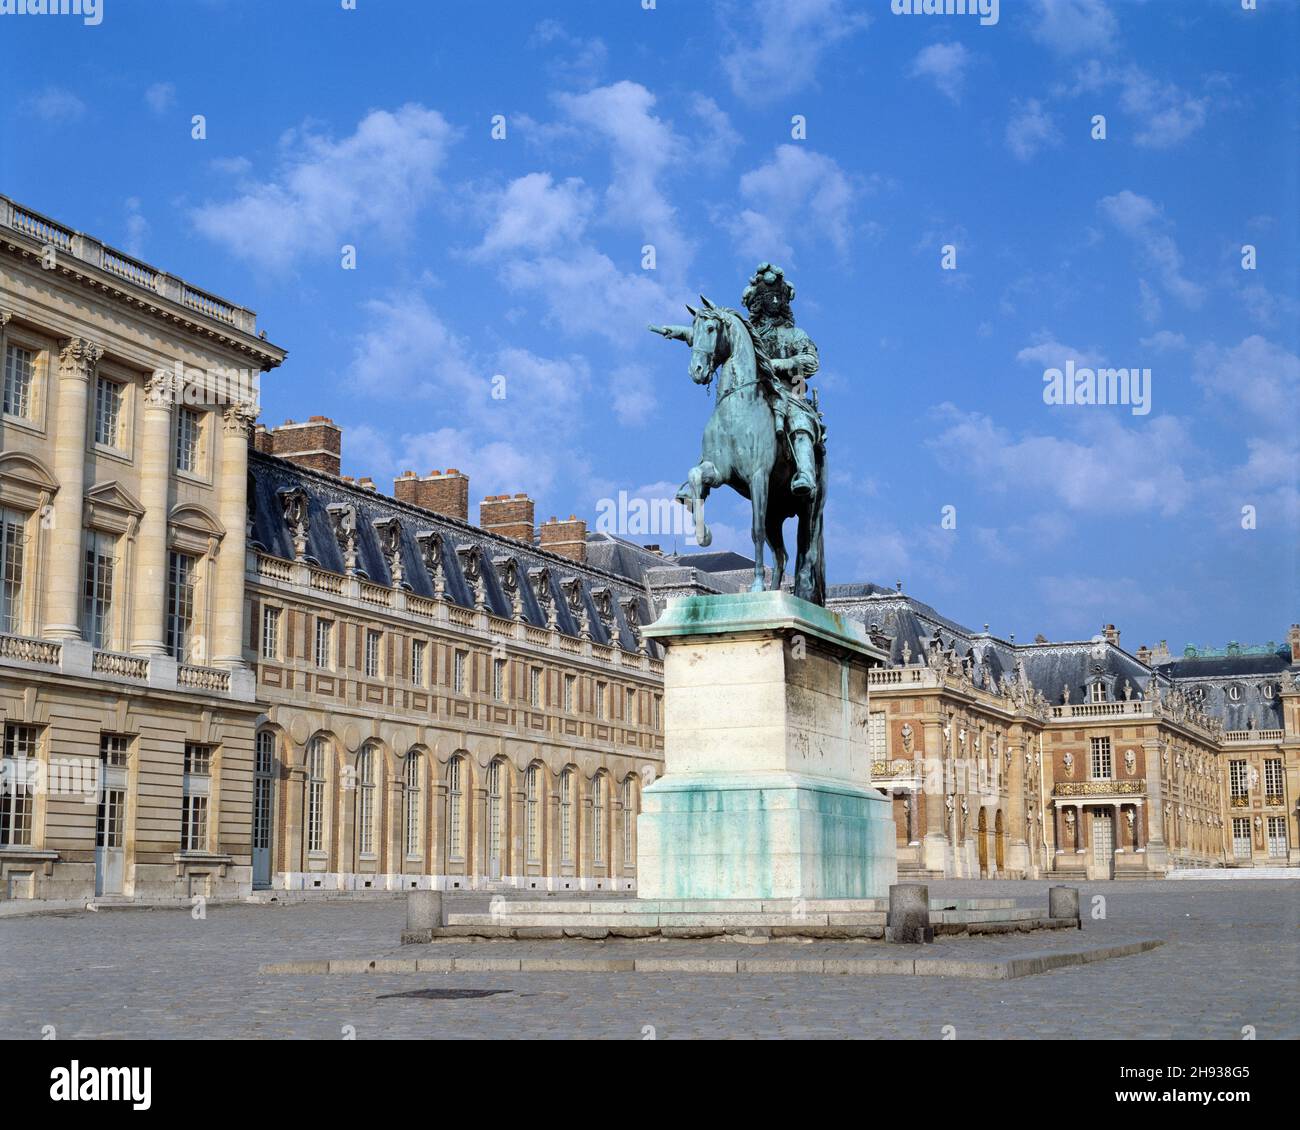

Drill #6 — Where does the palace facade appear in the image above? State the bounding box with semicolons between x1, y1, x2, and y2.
0;196;1295;904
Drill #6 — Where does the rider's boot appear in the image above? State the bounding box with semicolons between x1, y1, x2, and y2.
791;432;816;497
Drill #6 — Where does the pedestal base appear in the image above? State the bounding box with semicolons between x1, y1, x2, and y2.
637;770;897;900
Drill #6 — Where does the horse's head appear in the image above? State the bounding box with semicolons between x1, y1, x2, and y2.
685;296;730;385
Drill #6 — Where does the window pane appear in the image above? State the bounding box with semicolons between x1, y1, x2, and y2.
3;344;34;419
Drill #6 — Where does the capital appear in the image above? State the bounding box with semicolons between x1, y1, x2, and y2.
222;399;259;435
58;337;102;380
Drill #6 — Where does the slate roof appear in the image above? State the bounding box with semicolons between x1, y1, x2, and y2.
249;452;659;655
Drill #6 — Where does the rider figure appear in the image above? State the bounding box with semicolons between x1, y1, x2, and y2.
742;263;820;497
649;262;822;498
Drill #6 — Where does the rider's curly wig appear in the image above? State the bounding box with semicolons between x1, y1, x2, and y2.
741;262;795;322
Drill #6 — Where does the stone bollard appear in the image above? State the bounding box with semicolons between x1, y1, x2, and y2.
1048;885;1081;929
401;890;444;944
886;882;934;944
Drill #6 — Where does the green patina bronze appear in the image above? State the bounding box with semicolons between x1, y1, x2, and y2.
649;263;828;605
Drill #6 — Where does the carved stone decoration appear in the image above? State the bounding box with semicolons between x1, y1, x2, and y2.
1124;748;1136;776
1122;679;1133;701
1062;683;1071;704
901;641;911;666
456;544;486;610
222;399;258;436
900;722;913;755
561;577;590;639
373;517;405;588
278;487;310;561
495;555;524;620
619;596;644;654
529;566;556;629
591;586;616;639
1063;752;1074;778
416;530;446;598
326;502;358;575
58;337;103;382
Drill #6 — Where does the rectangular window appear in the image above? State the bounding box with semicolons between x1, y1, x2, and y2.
0;722;38;846
530;667;542;708
306;738;326;853
175;406;202;473
564;673;575;712
868;712;887;760
626;687;637;723
1264;759;1283;803
1232;817;1252;859
0;508;26;635
410;639;427;684
94;375;123;447
595;681;606;720
1089;737;1112;780
1229;760;1249;800
493;658;507;701
404;755;422;858
592;777;604;865
165;551;196;661
560;770;574;863
314;619;333;669
622;779;634;865
454;649;467;693
260;606;280;660
81;530;116;650
1089;682;1106;703
181;743;212;853
652;694;661;730
3;343;35;419
365;630;381;678
447;757;464;859
526;765;540;863
1267;816;1287;858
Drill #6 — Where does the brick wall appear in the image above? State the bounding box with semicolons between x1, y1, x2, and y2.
539;515;587;563
480;493;535;543
393;469;469;521
258;416;342;476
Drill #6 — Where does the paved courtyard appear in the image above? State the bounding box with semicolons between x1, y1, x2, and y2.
1;880;1296;1039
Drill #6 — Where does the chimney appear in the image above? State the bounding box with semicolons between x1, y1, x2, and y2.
267;415;341;476
1103;623;1120;646
1289;624;1300;664
539;514;587;563
392;469;469;521
480;492;535;542
252;424;273;454
1135;644;1152;665
357;476;376;491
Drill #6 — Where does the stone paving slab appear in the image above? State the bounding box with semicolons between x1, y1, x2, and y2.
262;938;1161;980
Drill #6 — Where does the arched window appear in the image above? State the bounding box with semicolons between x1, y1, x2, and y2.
447;756;464;860
622;777;634;865
306;737;327;853
525;764;540;863
487;759;504;874
592;774;605;866
560;768;575;864
404;752;422;858
356;745;376;856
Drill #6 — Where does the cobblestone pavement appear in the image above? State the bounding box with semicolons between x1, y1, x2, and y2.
1;880;1295;1039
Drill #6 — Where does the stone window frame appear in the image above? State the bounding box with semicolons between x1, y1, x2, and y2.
180;742;215;854
0;720;42;847
81;481;145;653
1089;736;1113;781
0;452;58;638
1;322;52;435
409;638;427;686
524;763;542;864
355;743;378;859
165;502;224;664
260;603;282;661
90;362;135;459
446;754;466;862
172;404;213;484
364;628;382;679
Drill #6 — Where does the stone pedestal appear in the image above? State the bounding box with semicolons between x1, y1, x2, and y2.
637;591;896;901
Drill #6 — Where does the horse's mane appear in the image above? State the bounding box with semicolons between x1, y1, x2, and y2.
711;305;778;388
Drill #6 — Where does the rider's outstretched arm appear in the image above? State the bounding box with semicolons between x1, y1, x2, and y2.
647;324;691;342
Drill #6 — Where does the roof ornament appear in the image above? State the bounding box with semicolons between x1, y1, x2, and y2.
278;487;310;561
416;531;446;599
456;544;486;611
373;517;404;588
327;502;358;575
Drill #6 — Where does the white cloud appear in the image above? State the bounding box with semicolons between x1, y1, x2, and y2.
1016;334;1104;371
1030;0;1118;56
1098;190;1204;309
720;0;870;100
928;405;1195;517
727;145;860;262
553;81;691;270
1114;65;1208;149
1005;98;1060;161
1139;330;1187;352
473;172;592;258
910;43;970;103
1193;335;1300;431
610;365;658;427
144;82;175;115
192;104;455;270
122;197;148;258
22;86;85;123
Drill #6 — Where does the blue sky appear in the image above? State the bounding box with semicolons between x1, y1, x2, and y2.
3;0;1296;651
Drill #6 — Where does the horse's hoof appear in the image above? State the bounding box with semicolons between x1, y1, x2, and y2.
791;473;814;497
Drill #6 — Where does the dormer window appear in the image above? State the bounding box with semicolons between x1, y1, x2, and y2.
1090;682;1106;704
1227;685;1242;702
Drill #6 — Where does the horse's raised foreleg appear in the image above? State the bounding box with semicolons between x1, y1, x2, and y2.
748;474;768;592
677;460;719;548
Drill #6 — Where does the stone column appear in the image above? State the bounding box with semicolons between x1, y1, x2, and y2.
131;370;176;655
921;719;948;874
212;401;256;668
1134;800;1145;850
1054;803;1064;856
44;338;102;639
